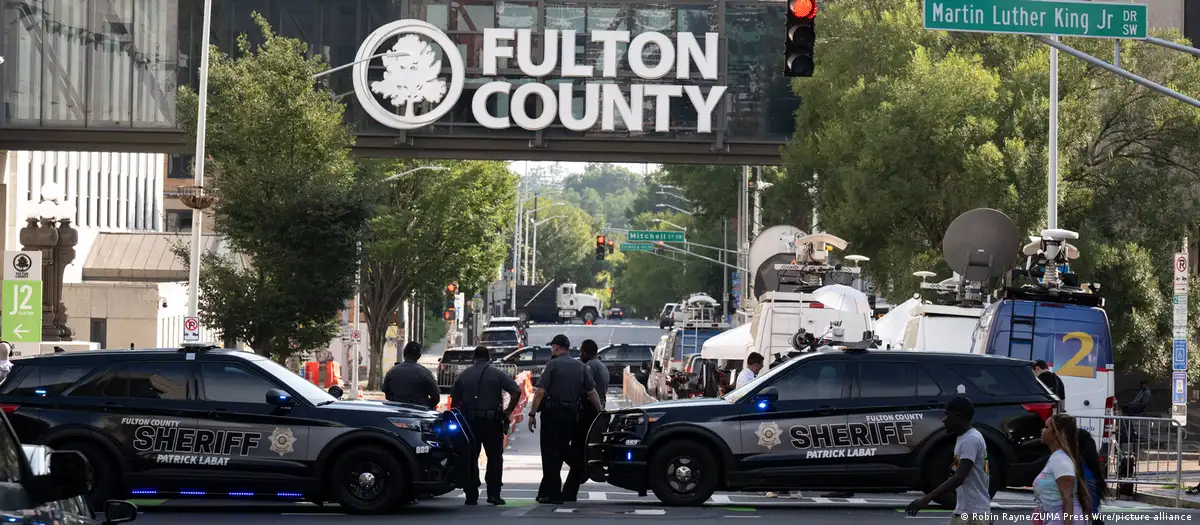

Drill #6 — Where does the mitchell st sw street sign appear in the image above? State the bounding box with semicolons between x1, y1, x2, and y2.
353;20;727;133
923;0;1148;39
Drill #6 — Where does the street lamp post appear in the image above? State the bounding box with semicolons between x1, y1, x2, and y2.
523;202;564;284
21;182;78;342
655;203;694;216
184;1;414;341
656;190;692;203
530;215;566;284
652;218;688;231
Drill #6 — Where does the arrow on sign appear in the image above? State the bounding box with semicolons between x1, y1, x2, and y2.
11;324;27;338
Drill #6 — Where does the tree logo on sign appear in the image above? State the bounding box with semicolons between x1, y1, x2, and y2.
12;254;31;274
352;20;465;131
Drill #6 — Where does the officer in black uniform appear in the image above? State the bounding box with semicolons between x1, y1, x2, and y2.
561;339;608;501
528;334;602;504
451;345;521;505
382;342;440;409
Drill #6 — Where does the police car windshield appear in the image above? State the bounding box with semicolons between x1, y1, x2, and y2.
246;355;338;405
723;355;809;403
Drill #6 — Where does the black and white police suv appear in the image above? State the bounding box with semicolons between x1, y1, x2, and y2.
0;344;468;514
585;348;1057;506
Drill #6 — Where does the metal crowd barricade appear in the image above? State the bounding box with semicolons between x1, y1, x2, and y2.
1074;413;1184;507
622;366;657;406
437;363;522;389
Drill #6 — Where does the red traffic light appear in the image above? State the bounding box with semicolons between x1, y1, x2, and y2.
597;235;606;245
447;282;458;294
607;240;614;247
791;0;816;18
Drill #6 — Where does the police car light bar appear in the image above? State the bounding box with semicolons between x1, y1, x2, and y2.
178;342;221;352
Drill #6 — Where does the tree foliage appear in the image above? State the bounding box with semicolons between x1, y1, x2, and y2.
779;0;1200;378
561;163;643;228
359;160;516;388
524;199;604;288
176;13;368;360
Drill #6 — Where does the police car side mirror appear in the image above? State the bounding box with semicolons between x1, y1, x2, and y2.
755;386;780;404
35;450;90;503
328;385;344;399
266;388;294;406
103;500;139;524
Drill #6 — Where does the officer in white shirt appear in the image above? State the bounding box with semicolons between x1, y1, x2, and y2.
736;352;764;388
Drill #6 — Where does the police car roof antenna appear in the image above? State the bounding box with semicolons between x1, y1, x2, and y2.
941;209;1022;307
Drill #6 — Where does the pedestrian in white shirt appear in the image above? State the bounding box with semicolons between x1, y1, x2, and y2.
736;352;764;388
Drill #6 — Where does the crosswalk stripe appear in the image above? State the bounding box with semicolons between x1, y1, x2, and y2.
588;492;607;501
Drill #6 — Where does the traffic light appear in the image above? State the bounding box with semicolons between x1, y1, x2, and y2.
784;0;817;77
446;281;458;294
596;235;607;260
443;307;455;320
607;239;615;255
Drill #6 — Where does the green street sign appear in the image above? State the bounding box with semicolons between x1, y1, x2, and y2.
620;243;655;252
924;0;1148;39
3;251;42;344
628;230;686;243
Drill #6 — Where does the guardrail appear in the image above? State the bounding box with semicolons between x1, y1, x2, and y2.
436;363;521;388
621;366;657;406
1076;413;1183;506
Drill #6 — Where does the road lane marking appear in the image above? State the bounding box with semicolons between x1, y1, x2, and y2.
588;492;607;500
709;495;732;504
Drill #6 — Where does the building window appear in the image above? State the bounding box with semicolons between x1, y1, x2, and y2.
165;210;193;233
90;318;108;349
168;154;194;179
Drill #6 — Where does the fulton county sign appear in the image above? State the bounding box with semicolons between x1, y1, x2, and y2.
353;20;727;133
924;0;1148;39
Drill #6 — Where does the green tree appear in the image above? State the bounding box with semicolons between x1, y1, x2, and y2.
780;0;1200;377
527;200;603;287
176;13;368;361
359;160;516;388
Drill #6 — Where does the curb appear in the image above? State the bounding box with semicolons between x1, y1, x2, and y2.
1133;491;1200;509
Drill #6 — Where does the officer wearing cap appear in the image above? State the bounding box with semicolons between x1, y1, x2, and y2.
452;345;521;505
382;342;439;409
528;334;601;504
561;338;608;501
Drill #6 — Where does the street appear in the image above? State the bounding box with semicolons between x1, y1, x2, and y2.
120;320;1200;524
523;318;666;346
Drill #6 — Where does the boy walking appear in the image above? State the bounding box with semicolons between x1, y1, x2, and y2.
907;396;993;524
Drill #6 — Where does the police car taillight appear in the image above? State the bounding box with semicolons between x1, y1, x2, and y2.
0;404;19;414
1022;402;1054;422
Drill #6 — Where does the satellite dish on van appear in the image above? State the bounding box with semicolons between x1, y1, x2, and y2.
942;208;1021;283
913;271;937;282
749;226;806;276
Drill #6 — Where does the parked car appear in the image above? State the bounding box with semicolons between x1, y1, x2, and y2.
430;347;477;393
486;317;528;345
659;303;679;329
495;346;580;384
596;343;655;385
607;307;625;320
478;327;522;357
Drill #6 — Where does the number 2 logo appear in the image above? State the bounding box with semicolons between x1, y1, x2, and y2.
1057;332;1096;379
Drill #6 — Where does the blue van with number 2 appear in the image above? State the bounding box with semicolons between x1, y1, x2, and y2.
970;298;1116;442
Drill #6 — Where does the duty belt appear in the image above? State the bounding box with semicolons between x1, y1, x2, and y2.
465;409;503;420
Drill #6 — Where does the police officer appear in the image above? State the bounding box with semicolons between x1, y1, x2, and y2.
561;339;608;501
382;342;440;409
451;345;521;505
528;334;602;504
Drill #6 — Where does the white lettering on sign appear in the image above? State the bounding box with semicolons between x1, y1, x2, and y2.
353;20;728;133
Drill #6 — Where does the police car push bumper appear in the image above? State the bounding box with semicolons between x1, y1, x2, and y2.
586;409;653;493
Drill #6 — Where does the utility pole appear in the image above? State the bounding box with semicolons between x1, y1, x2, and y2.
1048;37;1059;230
722;218;729;322
738;166;751;302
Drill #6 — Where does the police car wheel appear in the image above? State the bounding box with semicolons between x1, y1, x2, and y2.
59;441;118;510
648;440;719;506
327;445;407;514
